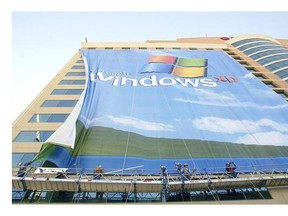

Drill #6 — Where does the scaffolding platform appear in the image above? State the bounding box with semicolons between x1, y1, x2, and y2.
12;170;288;194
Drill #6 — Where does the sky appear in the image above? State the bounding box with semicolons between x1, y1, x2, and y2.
2;0;288;213
11;10;288;121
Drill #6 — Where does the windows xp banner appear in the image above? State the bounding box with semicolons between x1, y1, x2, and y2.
34;50;288;174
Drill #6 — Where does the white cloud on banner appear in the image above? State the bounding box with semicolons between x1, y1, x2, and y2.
107;115;175;131
192;116;288;134
85;115;175;132
174;88;288;109
236;131;288;146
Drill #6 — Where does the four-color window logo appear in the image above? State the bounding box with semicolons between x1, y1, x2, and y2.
141;55;208;78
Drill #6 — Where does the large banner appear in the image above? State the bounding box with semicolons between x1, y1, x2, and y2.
35;50;288;174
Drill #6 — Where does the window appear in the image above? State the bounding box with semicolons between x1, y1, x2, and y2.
76;60;84;63
250;49;288;60
105;47;113;49
65;72;85;76
59;80;85;85
71;65;85;69
41;100;78;107
254;74;265;80
265;82;275;88
29;114;69;123
13;131;54;142
276;91;288;99
244;45;284;55
274;68;288;79
258;54;288;65
266;60;288;71
238;41;277;51
51;89;83;95
12;153;38;167
231;38;269;48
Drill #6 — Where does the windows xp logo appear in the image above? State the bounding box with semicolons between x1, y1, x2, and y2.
141;55;207;78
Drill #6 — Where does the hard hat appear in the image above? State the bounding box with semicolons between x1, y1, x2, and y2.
184;163;188;166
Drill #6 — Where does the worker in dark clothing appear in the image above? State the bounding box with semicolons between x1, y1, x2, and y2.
93;165;104;199
17;161;32;177
55;171;67;198
226;161;237;178
182;163;192;180
226;161;237;194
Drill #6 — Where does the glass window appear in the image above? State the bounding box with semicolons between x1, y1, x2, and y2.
244;45;283;55
65;72;85;76
71;65;85;69
76;60;84;63
51;89;83;95
29;114;69;123
13;131;54;142
274;68;288;79
266;60;288;71
238;41;278;51
12;153;38;167
277;92;288;99
41;100;78;107
258;54;288;65
265;83;275;88
232;38;269;48
59;80;85;85
250;49;288;60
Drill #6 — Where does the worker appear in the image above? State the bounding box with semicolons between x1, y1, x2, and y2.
182;163;192;180
93;165;104;199
93;165;103;180
17;161;32;177
226;161;237;178
55;171;67;198
226;161;237;194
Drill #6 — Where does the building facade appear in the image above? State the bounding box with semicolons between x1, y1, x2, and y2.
12;34;288;203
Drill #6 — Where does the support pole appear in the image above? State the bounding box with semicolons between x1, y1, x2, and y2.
160;166;169;202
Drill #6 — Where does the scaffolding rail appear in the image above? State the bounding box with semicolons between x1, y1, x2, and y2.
12;165;288;202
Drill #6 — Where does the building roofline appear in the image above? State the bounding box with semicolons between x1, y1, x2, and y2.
227;34;281;45
81;42;227;49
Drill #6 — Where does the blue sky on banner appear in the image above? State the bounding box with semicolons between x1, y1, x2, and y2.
80;49;288;146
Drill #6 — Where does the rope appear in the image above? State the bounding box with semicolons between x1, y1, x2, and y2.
158;83;197;169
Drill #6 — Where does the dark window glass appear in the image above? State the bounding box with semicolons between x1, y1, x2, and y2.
59;80;85;85
41;100;78;107
12;153;38;167
238;41;278;51
274;68;288;79
13;131;54;142
277;92;287;99
250;49;288;60
76;60;84;63
266;83;275;88
266;60;288;71
244;45;283;55
29;114;69;123
65;72;85;76
232;38;269;47
71;65;85;69
51;89;83;95
258;54;288;65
